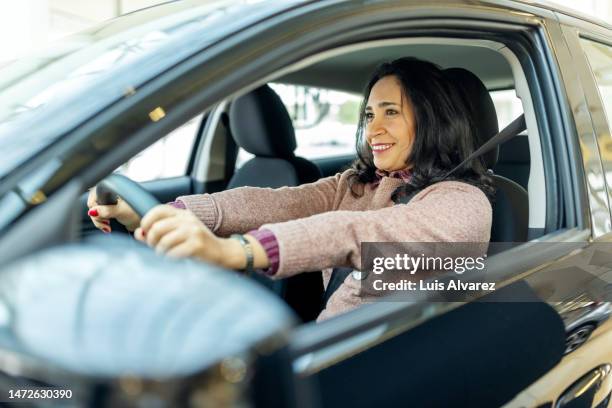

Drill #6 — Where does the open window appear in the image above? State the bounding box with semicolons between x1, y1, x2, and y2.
199;38;552;244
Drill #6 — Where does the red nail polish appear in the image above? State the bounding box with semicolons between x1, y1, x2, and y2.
88;209;98;217
102;220;110;225
142;230;146;237
103;227;110;233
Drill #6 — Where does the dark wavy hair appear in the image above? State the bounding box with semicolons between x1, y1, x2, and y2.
348;57;495;203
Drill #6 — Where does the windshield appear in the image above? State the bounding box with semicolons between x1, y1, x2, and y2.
0;0;294;179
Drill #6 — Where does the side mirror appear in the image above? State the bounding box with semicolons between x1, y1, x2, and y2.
0;235;295;378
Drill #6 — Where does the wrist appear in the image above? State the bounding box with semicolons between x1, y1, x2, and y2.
221;237;247;270
244;234;270;269
122;215;141;232
125;221;140;232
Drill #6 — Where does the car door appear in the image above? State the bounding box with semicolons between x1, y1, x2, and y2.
235;3;610;408
521;14;612;408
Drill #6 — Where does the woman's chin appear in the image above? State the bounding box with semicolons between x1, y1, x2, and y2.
374;163;391;172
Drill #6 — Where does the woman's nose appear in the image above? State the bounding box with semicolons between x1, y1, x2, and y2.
366;120;384;139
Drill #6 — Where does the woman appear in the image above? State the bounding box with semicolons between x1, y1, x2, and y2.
88;57;494;321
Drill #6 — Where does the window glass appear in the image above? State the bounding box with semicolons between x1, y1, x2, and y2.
236;84;360;167
489;89;524;129
581;39;612;131
236;85;525;167
116;114;201;181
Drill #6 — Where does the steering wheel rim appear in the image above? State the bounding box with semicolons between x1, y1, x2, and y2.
95;174;160;217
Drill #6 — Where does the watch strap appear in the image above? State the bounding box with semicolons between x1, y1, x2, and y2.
230;234;254;275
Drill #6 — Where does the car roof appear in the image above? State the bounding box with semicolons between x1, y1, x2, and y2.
512;0;611;31
278;43;515;95
277;0;610;95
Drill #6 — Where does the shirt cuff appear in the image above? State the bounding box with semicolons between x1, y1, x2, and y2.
167;200;186;209
247;228;280;276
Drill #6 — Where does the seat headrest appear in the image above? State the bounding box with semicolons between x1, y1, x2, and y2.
229;85;297;158
443;68;499;168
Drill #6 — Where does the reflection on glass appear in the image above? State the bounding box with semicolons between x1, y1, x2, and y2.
581;39;612;131
581;39;612;235
0;0;279;179
0;237;293;377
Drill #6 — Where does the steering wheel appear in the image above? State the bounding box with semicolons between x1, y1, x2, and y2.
95;174;160;217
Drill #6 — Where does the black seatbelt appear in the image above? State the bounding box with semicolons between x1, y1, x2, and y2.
443;114;526;180
322;114;527;305
322;267;353;307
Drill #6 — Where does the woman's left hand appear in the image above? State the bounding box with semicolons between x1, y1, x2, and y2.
135;205;238;268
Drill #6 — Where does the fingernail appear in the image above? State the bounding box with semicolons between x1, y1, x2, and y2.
88;209;98;217
102;220;110;225
142;230;146;237
103;228;110;233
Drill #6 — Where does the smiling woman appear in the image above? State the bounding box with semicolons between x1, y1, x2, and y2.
365;75;416;171
350;57;495;203
87;57;493;322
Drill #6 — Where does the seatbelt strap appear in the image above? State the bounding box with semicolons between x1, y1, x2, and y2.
322;267;353;308
323;114;526;304
442;114;526;180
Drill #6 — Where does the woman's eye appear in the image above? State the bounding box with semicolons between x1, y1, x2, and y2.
364;112;374;121
386;109;398;116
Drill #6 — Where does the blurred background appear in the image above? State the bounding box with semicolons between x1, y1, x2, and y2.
0;0;609;181
0;1;163;64
1;0;609;64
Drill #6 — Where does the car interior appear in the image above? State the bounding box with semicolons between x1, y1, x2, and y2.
198;40;542;237
79;38;548;324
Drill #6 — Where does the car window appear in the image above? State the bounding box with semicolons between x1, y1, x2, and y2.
235;86;524;168
116;114;201;182
580;38;612;132
489;89;524;129
236;84;360;167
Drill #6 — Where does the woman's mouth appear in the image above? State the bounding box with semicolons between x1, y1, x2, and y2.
371;143;394;154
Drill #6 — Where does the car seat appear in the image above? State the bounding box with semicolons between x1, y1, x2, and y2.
494;136;530;191
444;68;529;243
227;84;324;321
228;85;322;188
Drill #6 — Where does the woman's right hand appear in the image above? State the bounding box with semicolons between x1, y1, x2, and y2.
87;188;141;233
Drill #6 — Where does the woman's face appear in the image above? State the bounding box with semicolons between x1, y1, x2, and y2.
365;75;416;172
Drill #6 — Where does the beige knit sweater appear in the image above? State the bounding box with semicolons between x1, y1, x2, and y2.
177;169;492;321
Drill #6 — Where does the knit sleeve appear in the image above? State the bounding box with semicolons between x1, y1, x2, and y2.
261;182;492;279
247;228;280;276
176;171;346;236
